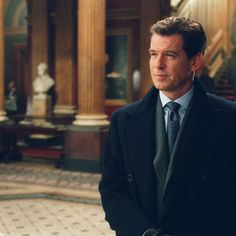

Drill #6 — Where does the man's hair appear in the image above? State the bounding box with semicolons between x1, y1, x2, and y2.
150;16;207;59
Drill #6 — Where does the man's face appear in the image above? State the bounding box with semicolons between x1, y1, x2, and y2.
149;33;201;100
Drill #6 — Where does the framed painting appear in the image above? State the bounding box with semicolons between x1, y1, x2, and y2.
105;28;133;105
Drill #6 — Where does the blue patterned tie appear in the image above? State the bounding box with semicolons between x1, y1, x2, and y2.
166;102;180;154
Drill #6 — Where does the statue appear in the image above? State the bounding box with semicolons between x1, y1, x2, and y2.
32;63;54;117
33;62;54;98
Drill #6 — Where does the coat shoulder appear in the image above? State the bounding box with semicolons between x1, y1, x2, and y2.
112;87;158;120
113;99;142;117
207;93;236;113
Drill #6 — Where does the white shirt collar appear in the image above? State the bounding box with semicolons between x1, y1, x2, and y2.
159;86;194;110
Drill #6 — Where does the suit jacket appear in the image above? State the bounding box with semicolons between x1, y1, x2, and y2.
99;79;236;236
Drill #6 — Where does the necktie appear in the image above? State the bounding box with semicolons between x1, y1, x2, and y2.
166;101;180;155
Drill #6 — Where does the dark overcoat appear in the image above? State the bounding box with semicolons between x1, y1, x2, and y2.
99;79;236;236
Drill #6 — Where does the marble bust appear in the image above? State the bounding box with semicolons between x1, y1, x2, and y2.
33;63;54;98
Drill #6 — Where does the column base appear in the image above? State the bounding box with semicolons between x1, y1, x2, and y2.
62;125;109;172
73;114;110;126
54;105;77;115
0;111;8;122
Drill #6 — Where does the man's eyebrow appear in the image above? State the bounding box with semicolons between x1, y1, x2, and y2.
148;49;179;54
164;50;178;54
149;49;156;53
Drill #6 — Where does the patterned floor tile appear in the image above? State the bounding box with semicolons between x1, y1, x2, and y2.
0;198;114;236
0;162;115;236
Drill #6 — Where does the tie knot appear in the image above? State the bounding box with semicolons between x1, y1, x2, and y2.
166;101;180;113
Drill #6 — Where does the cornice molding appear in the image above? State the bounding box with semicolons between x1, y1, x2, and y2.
107;8;140;20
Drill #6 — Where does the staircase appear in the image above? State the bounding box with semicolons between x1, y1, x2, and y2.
214;77;236;101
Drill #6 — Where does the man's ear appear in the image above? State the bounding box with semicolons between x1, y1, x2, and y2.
191;52;204;72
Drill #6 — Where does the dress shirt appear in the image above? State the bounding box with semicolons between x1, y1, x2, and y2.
159;87;194;130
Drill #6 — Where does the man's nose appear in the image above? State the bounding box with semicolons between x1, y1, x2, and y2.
155;55;165;69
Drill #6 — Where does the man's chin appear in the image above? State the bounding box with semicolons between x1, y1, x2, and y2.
153;83;172;91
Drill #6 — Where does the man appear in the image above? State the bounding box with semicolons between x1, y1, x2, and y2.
99;16;236;236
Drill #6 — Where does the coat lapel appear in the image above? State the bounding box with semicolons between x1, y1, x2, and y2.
160;80;219;221
126;87;159;220
153;96;169;197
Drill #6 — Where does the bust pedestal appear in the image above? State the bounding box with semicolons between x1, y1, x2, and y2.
32;95;52;117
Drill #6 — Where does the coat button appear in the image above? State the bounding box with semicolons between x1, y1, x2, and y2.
202;174;208;180
127;174;133;182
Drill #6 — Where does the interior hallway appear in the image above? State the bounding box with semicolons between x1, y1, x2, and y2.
0;159;114;236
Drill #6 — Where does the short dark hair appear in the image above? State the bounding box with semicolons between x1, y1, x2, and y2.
150;16;207;59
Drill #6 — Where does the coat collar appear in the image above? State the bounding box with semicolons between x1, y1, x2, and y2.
131;86;158;115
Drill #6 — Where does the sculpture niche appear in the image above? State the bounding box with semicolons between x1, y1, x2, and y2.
32;63;54;117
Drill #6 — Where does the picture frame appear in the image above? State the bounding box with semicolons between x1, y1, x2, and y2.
105;28;133;105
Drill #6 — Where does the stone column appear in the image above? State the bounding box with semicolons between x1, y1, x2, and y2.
139;0;161;98
30;0;49;103
54;0;76;115
73;0;109;126
0;0;7;121
28;0;54;119
31;0;49;82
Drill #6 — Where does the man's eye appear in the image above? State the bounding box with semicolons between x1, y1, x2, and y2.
166;53;176;58
150;53;157;57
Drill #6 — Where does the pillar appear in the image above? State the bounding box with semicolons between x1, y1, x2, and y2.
54;0;76;115
0;0;8;121
73;0;109;126
30;0;49;102
62;0;109;172
139;0;162;98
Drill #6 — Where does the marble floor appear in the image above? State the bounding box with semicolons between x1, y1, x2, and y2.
0;160;115;236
